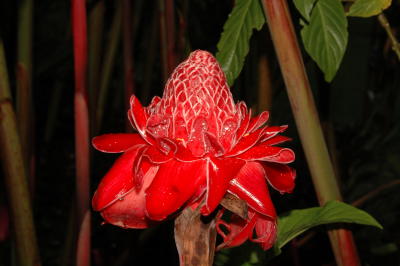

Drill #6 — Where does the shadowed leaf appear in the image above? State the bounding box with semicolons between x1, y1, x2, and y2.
300;0;348;82
276;201;382;250
347;0;391;17
216;0;265;86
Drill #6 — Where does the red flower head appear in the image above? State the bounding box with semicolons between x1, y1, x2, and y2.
92;50;295;250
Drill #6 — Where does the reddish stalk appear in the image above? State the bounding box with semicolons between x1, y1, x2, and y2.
260;1;360;265
71;0;91;265
141;6;159;103
0;39;41;266
159;0;177;82
122;0;135;130
257;55;273;113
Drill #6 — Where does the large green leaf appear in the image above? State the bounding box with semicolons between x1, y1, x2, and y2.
301;0;348;82
276;201;383;249
347;0;391;17
293;0;317;21
216;0;265;86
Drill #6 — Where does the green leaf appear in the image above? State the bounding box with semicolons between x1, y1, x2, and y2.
347;0;391;17
276;201;383;249
216;0;265;86
214;242;265;266
293;0;317;21
301;0;348;82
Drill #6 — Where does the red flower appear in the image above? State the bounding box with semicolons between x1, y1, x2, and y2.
92;50;295;250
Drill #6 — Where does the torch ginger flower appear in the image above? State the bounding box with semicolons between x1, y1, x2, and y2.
92;50;295;250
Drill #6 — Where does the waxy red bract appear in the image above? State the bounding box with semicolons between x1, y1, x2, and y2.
92;50;296;250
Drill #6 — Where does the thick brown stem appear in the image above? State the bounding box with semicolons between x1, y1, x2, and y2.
174;208;217;266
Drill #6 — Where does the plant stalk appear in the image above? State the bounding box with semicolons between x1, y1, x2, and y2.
122;0;135;130
378;13;400;61
260;1;360;265
159;0;176;83
0;39;41;266
17;0;34;195
95;1;121;132
71;0;91;265
174;208;217;266
88;0;105;134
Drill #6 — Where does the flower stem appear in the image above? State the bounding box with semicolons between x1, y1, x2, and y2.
174;208;217;266
0;39;41;266
260;1;360;265
71;0;91;265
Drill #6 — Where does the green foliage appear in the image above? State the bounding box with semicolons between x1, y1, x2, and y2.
293;0;317;21
216;0;265;86
300;0;348;82
215;201;382;265
275;201;382;250
347;0;392;17
214;243;265;266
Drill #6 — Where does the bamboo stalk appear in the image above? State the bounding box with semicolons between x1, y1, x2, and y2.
165;0;176;72
260;1;360;265
122;0;135;130
0;39;41;266
142;6;159;103
88;0;105;134
159;0;176;83
95;1;122;132
257;55;272;113
71;0;91;265
16;0;34;194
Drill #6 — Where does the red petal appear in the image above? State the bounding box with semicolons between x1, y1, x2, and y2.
225;128;265;157
201;158;246;215
187;116;208;157
92;145;148;211
145;159;207;220
247;111;269;133
129;95;147;136
175;142;198;162
234;103;251;143
262;135;291;146
132;146;153;189
219;118;239;152
260;125;288;142
92;133;146;153
99;166;159;229
205;132;225;156
251;212;277;250
237;144;295;164
262;163;296;193
228;162;276;218
216;211;257;249
143;146;173;164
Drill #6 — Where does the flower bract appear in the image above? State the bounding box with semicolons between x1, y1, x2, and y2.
92;50;296;250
